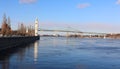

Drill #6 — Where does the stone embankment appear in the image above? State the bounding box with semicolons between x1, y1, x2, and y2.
0;36;40;51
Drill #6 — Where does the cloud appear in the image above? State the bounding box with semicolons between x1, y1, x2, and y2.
77;3;90;9
116;0;120;5
19;0;37;4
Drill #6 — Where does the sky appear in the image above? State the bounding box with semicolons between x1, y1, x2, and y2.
0;0;120;33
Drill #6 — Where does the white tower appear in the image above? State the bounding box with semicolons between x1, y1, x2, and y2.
35;18;39;36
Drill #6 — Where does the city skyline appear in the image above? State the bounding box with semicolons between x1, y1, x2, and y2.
0;0;120;33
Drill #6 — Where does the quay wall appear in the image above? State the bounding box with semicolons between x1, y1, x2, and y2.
0;36;40;51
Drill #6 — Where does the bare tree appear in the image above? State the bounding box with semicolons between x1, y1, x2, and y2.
6;16;11;36
1;13;7;36
1;14;12;36
7;16;11;28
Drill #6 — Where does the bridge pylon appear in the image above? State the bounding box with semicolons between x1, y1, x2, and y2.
66;32;69;37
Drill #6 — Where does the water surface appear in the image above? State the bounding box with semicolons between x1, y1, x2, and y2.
0;37;120;69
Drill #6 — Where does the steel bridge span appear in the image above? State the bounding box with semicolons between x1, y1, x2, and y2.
38;29;107;35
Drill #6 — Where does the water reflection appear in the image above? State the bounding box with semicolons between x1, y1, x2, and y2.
17;46;26;62
0;59;9;69
34;41;39;63
0;42;36;69
0;48;21;69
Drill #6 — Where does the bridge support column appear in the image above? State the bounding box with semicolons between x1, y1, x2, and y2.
66;32;69;37
89;34;92;38
98;35;101;38
53;31;58;37
103;35;106;39
79;33;83;38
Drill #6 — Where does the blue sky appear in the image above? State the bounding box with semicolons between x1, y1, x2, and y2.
0;0;120;33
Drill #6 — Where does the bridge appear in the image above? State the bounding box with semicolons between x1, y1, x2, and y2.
38;27;107;38
38;28;82;33
39;28;106;34
34;19;107;38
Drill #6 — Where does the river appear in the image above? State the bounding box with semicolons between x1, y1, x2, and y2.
0;37;120;69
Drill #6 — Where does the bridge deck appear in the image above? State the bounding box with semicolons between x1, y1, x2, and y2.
38;29;107;35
